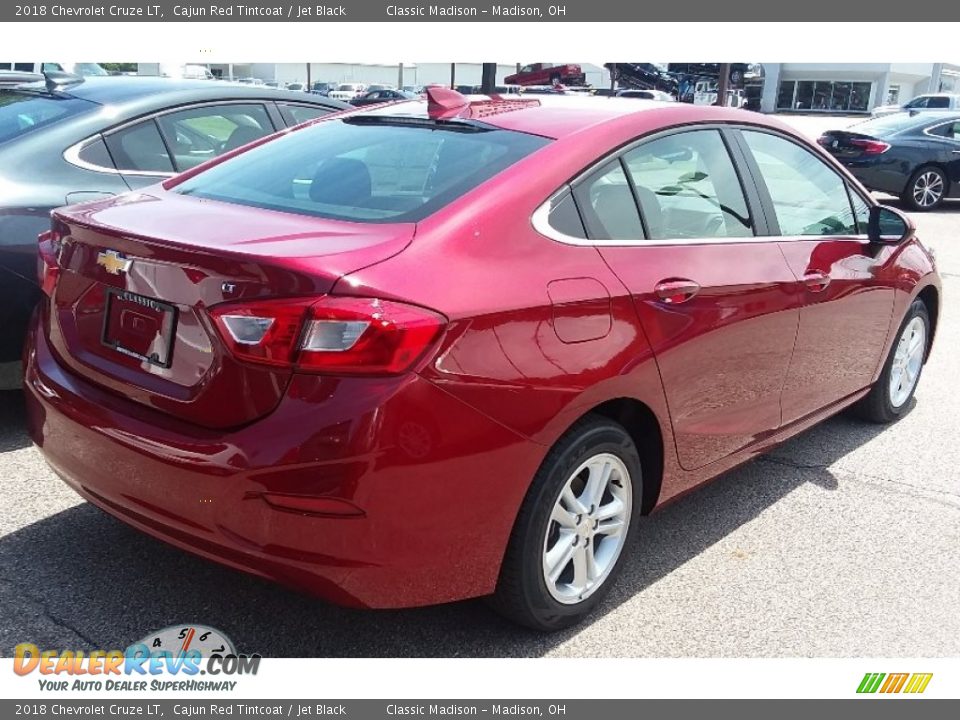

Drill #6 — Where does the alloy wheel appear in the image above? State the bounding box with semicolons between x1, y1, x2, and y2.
912;171;945;208
889;316;926;408
542;453;632;604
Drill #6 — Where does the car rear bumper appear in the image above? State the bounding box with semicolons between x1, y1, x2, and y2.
24;310;542;608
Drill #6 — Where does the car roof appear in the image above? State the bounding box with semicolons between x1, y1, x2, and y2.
18;76;348;110
353;94;748;140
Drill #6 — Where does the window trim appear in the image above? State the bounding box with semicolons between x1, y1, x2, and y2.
923;119;960;143
533;122;780;247
63;99;279;178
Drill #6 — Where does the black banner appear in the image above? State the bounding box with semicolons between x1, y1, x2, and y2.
3;1;958;21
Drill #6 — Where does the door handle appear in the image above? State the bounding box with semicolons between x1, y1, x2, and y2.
654;278;700;304
802;271;831;292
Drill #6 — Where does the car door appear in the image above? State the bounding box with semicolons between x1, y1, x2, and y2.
102;103;276;187
926;119;960;194
574;127;801;471
734;128;895;424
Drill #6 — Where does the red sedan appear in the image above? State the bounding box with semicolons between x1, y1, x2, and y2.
25;89;941;631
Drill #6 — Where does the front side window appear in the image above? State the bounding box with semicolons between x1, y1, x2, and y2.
156;104;274;171
927;96;950;109
622;129;752;240
173;118;549;223
742;130;858;236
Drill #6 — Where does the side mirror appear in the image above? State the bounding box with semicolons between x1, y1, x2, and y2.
868;204;914;245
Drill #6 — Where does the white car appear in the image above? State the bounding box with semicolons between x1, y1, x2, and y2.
872;93;960;117
328;83;366;101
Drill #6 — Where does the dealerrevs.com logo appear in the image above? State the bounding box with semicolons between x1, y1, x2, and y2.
13;625;261;692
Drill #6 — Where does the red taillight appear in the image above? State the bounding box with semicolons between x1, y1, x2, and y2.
37;230;61;297
209;295;445;375
849;138;891;154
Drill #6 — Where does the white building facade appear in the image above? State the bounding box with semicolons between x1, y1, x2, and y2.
760;63;960;114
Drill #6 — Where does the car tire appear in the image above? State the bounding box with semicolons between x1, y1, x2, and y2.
901;166;948;211
489;415;642;631
852;299;930;423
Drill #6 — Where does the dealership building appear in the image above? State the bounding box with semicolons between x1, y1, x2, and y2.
138;62;613;89
759;63;960;114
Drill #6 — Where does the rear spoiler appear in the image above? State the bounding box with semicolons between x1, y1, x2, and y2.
0;69;84;93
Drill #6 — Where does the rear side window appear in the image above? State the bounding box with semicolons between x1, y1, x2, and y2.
546;190;586;239
741;130;859;236
0;92;95;144
105;121;174;173
173;118;549;223
622;129;752;240
575;161;644;240
280;103;333;126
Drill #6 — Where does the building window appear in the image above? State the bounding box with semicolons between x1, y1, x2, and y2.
886;84;901;105
776;80;872;112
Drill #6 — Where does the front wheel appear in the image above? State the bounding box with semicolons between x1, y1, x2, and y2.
489;416;641;631
853;299;929;423
901;166;947;211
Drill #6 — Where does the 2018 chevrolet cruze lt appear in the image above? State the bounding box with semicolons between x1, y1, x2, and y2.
25;90;941;631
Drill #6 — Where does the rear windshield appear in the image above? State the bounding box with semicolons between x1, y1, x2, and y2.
0;91;95;144
173;118;550;223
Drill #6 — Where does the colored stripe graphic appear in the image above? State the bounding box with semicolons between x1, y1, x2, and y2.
857;672;932;694
857;673;885;694
880;673;909;693
903;673;933;694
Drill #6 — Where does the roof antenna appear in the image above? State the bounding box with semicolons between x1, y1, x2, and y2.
41;66;57;94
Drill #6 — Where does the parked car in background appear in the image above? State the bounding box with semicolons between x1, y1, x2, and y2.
351;89;419;106
24;91;939;631
285;82;305;91
0;62;108;77
310;81;336;96
871;93;960;118
506;62;585;86
328;82;366;101
616;89;675;101
236;77;263;86
819;111;960;210
0;74;348;385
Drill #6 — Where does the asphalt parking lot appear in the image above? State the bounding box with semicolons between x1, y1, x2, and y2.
1;115;958;659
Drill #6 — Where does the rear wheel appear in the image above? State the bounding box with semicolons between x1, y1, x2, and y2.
853;299;929;423
901;166;947;211
490;416;641;631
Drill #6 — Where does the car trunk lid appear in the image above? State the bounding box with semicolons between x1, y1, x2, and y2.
46;190;413;429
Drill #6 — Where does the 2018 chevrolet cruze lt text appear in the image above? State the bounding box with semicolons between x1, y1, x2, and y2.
25;90;941;630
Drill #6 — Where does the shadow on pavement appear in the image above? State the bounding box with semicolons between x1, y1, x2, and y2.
0;391;30;452
0;408;892;657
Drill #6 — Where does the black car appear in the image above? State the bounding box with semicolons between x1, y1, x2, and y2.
0;74;348;385
350;89;419;106
819;111;960;211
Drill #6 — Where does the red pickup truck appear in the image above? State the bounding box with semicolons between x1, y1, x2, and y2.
505;63;586;86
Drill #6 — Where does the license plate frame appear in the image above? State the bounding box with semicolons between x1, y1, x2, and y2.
101;288;179;369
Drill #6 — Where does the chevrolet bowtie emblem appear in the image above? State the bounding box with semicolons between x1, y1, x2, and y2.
97;249;132;275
